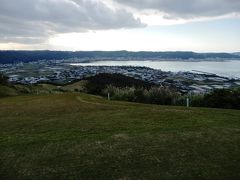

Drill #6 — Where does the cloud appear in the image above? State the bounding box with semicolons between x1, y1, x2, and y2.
1;0;239;47
115;0;240;19
0;0;144;44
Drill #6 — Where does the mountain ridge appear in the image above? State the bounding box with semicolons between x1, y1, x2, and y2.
0;50;239;64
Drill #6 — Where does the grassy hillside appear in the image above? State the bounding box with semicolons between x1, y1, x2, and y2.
0;93;240;179
0;73;154;97
0;81;86;97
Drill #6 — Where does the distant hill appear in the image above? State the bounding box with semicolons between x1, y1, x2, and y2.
0;50;239;64
233;52;240;56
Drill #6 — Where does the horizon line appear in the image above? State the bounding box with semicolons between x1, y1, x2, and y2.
0;50;239;54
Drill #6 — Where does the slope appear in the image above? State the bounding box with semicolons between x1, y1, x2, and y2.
0;93;240;179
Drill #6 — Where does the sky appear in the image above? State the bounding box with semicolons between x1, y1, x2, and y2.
0;0;239;52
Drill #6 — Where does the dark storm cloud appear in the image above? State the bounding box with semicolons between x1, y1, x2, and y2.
115;0;240;19
0;0;144;44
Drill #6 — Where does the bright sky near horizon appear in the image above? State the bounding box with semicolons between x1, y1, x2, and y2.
0;0;239;52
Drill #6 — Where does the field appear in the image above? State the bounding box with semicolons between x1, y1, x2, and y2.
0;93;240;179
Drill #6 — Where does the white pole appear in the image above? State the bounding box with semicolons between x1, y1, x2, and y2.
187;97;189;108
108;93;110;101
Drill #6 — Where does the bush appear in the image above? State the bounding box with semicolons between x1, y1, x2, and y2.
191;94;205;107
146;87;178;105
202;89;240;109
189;88;240;109
103;85;179;106
0;85;17;97
85;73;153;94
102;85;136;101
0;73;8;85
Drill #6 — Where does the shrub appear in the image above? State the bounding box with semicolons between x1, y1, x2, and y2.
145;87;178;105
85;73;153;94
103;85;179;106
103;85;136;101
201;89;240;109
0;73;8;85
188;88;240;109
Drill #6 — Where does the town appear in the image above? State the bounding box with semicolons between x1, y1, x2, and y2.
1;59;240;94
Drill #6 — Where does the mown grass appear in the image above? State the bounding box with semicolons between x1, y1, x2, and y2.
0;93;240;179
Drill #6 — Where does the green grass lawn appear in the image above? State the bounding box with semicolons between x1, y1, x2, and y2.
0;93;240;179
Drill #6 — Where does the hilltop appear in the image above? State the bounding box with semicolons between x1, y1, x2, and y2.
1;72;240;110
0;73;154;97
0;92;240;179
